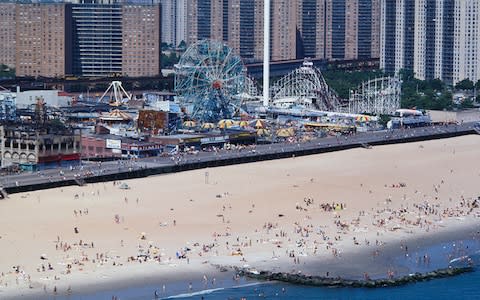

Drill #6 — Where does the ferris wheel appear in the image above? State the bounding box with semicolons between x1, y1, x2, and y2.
174;40;246;123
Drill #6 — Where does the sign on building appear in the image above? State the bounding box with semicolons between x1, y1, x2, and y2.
106;139;121;149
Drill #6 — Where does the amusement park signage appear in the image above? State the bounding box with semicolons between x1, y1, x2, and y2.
106;139;122;149
200;136;229;145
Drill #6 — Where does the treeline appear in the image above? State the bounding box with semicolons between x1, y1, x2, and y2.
0;64;15;79
323;69;479;111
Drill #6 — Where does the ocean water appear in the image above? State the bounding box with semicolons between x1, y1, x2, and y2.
65;270;479;300
166;272;480;300
48;237;480;300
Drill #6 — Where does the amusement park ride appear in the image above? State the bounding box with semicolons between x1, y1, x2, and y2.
173;39;401;123
93;38;400;125
174;40;246;123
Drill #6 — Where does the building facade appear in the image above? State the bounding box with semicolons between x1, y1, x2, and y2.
0;3;16;70
161;0;187;47
185;0;381;62
122;4;161;77
15;3;71;78
299;0;380;61
71;3;123;77
0;124;81;170
0;1;161;78
380;0;480;85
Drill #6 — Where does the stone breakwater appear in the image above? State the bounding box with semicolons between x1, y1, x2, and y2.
235;267;475;288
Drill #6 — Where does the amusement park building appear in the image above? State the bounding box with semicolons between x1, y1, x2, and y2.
0;0;161;78
380;0;480;85
185;0;381;62
0;124;81;170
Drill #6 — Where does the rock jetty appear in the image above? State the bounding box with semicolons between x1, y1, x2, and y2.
236;267;474;288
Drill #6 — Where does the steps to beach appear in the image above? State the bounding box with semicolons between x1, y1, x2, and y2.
0;188;7;199
74;178;86;186
361;143;372;149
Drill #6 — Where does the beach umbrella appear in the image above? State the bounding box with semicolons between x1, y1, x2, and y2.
218;119;235;129
251;119;267;129
183;120;197;128
256;128;270;136
355;115;370;122
201;122;216;129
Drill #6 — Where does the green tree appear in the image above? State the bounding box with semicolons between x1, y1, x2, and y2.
178;40;187;50
460;98;474;109
455;79;474;90
398;69;415;81
161;52;179;68
0;64;15;78
378;114;391;127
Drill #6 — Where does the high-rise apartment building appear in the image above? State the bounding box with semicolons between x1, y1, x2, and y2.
381;0;480;85
186;0;299;61
298;0;380;61
15;3;70;78
122;4;161;77
270;0;297;61
71;3;123;77
72;1;161;77
161;0;187;47
186;0;380;62
0;0;161;78
0;3;16;70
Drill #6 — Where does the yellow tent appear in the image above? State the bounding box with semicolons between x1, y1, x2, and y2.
201;122;216;129
355;115;371;122
183;120;197;128
251;119;267;129
218;119;235;129
237;120;250;128
256;128;270;136
276;128;295;137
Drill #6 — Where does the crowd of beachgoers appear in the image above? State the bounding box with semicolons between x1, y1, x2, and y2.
0;135;478;299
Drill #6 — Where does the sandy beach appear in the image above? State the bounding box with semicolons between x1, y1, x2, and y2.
0;135;479;299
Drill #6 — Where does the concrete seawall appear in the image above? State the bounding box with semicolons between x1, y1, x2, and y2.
4;128;477;195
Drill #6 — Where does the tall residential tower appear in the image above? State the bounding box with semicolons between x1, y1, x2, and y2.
380;0;480;84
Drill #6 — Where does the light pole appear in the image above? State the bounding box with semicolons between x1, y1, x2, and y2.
263;0;270;108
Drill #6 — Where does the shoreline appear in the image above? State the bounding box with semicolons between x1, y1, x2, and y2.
4;220;479;299
0;135;479;299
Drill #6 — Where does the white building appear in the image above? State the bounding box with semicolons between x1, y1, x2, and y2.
15;90;73;109
161;0;187;46
381;0;480;85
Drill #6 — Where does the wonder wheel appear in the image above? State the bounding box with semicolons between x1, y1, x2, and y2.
174;40;246;122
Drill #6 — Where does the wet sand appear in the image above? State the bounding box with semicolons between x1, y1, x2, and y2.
0;135;479;298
